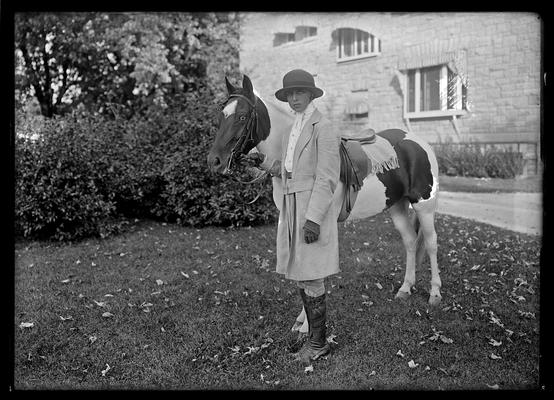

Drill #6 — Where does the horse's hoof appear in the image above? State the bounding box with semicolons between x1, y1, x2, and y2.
428;295;442;306
395;290;411;301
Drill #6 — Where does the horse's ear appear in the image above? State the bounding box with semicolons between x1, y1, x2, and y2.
225;76;236;94
242;75;255;101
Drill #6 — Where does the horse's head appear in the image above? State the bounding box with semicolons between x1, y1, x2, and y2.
207;75;270;174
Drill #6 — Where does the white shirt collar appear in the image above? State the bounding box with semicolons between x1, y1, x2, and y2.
292;101;316;121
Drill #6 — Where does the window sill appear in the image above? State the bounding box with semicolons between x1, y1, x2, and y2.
337;52;380;64
404;109;467;119
274;36;318;48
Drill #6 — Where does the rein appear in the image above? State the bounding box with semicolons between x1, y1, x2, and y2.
224;93;270;203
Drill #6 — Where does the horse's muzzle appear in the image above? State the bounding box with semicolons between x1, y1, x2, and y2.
207;152;230;174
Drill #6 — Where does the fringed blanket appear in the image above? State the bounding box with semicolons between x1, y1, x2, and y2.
363;135;400;175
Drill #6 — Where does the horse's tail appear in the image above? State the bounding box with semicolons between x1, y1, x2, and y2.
410;209;426;268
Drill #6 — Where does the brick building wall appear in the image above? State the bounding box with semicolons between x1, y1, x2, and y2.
239;12;542;175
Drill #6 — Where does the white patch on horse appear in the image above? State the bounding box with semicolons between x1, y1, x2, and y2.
345;175;388;220
223;99;238;118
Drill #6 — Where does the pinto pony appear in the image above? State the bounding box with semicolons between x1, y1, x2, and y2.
207;75;442;316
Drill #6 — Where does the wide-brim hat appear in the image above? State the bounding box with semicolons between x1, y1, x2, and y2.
275;69;324;102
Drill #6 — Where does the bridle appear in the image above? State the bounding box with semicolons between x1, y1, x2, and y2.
223;93;270;202
225;93;259;172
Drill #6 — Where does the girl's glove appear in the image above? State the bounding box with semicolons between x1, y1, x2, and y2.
303;220;320;244
240;152;266;167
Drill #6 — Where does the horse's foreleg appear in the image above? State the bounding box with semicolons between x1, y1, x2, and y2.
389;200;418;299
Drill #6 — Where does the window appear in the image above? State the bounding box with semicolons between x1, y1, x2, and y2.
405;64;467;118
345;90;369;120
273;25;317;47
295;26;317;41
337;28;381;62
273;32;295;47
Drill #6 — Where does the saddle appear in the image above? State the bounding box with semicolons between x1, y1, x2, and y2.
338;128;376;222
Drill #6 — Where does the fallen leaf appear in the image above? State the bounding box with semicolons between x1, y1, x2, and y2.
94;300;107;308
488;338;502;347
375;282;383;290
327;334;338;344
408;360;419;368
102;312;114;318
89;335;97;343
61;279;71;284
243;346;260;355
19;322;34;329
490;353;502;360
59;315;73;321
181;271;190;278
396;349;405;358
101;363;111;376
440;335;454;344
156;279;164;286
518;310;536;319
304;365;314;373
368;370;376;376
261;338;274;349
486;384;500;390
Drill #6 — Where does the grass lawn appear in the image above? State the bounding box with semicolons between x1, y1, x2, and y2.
13;209;542;390
439;174;542;193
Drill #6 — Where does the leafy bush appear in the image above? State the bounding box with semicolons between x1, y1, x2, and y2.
434;138;524;178
15;88;277;241
15;115;119;240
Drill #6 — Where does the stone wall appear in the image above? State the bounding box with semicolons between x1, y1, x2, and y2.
239;12;542;174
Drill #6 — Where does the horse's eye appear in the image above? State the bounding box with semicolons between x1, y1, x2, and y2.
239;116;246;121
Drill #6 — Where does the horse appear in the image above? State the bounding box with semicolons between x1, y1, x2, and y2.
207;74;442;331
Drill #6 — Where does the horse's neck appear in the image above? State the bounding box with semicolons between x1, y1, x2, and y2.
256;99;292;161
257;133;281;161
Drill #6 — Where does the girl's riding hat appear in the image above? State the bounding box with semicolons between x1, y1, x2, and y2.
275;69;324;102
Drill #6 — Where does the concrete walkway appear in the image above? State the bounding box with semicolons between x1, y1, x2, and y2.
436;191;543;236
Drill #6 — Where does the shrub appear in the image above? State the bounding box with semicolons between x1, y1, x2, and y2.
15;87;277;241
434;138;524;178
15;115;119;240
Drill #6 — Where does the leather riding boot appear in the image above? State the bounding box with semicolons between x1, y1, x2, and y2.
293;289;330;362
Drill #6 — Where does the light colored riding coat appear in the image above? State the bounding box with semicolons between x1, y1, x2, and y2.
261;108;341;281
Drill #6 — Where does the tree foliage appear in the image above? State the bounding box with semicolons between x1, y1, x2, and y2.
15;12;240;117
